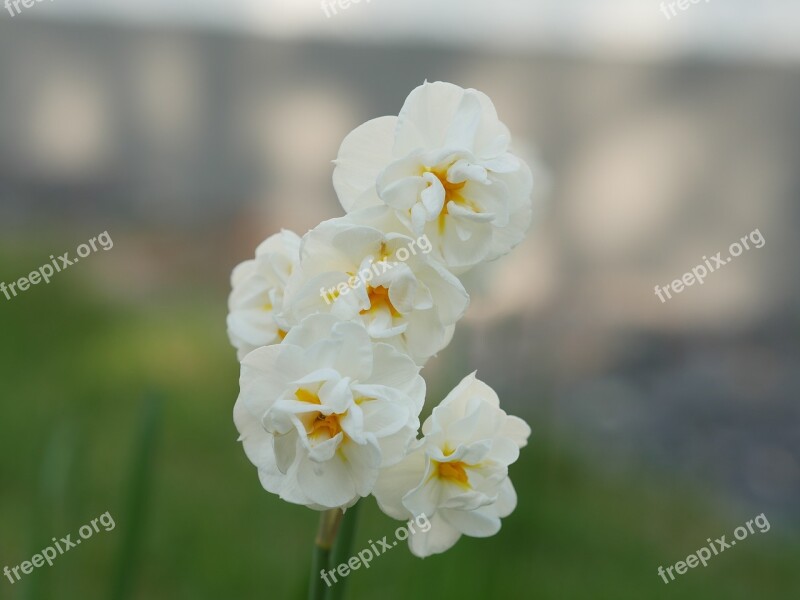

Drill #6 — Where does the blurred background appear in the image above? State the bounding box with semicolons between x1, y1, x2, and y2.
1;1;799;599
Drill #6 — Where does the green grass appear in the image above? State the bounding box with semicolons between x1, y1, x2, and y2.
0;254;798;599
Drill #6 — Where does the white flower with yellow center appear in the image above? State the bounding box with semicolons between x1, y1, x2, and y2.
234;314;425;510
333;81;533;272
372;372;530;557
227;230;301;360
281;209;469;365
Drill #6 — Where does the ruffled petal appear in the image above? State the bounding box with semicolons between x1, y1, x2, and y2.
333;116;397;212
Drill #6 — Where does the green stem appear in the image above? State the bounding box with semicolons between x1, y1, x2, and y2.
325;501;362;600
309;509;343;600
111;391;163;600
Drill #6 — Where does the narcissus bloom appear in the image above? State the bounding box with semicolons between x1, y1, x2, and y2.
373;372;530;557
282;211;469;365
229;81;538;565
234;314;425;510
227;230;301;360
333;81;533;272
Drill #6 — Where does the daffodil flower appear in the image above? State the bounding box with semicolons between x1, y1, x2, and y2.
234;314;425;510
281;210;469;365
227;230;300;360
373;372;530;557
230;81;538;568
333;81;533;272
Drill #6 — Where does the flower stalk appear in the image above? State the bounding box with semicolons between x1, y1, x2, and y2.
309;509;343;600
326;501;362;600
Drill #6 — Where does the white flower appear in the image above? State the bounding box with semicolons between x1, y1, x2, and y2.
373;372;530;557
227;230;301;360
333;81;533;272
234;314;425;510
281;209;469;365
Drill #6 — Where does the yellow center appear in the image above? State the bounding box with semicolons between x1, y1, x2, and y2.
295;389;320;404
429;166;468;213
309;413;341;439
435;460;471;488
295;388;343;440
360;285;401;318
425;166;481;234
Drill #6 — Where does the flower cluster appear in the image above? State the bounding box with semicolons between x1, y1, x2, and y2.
228;81;533;557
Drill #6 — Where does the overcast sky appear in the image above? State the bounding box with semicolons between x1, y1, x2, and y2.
26;0;800;62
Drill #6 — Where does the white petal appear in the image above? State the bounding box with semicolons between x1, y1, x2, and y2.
233;397;275;469
318;376;355;414
375;425;418;467
447;158;489;185
410;203;428;234
395;82;511;160
407;512;462;558
494;477;518;518
401;309;449;364
273;430;299;472
481;152;520;173
486;159;534;261
419;173;446;216
296;452;358;509
403;465;442;518
394;81;511;160
363;342;424;401
440;505;501;538
305;431;344;463
442;91;484;150
502;415;532;448
381;176;428;213
394;81;468;155
339;439;382;497
432;216;493;270
438;371;497;412
238;345;297;415
333;116;397;212
487;437;521;466
345;205;415;237
230;259;256;288
373;443;427;520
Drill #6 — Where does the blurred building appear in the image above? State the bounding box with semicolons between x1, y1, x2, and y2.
0;15;798;526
